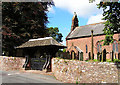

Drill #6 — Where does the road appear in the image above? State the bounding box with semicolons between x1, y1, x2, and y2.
0;70;62;84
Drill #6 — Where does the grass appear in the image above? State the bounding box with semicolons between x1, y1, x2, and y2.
93;59;99;62
85;59;99;62
85;59;120;63
55;57;120;63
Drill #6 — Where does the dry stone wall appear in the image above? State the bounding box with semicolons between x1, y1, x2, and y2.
0;56;25;71
52;58;118;83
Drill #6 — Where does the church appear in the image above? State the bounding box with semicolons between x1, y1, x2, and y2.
66;12;120;61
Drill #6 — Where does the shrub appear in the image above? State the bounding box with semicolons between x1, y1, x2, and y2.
106;59;112;62
113;59;120;63
93;59;99;62
76;81;78;84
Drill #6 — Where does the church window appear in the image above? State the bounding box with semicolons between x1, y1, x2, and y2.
86;45;88;53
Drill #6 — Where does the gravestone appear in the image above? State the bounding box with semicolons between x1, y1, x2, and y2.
97;52;100;61
103;49;106;62
102;49;106;62
118;53;120;60
112;51;114;61
89;52;91;60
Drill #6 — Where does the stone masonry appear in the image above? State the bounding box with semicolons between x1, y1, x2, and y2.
0;56;25;71
52;58;118;83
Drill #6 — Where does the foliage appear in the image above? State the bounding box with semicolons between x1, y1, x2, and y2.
76;80;79;84
89;0;95;3
106;59;112;62
2;2;54;56
85;59;99;62
46;27;63;42
63;48;66;53
113;59;120;63
97;2;120;45
93;59;99;62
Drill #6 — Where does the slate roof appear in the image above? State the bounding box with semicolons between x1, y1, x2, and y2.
17;37;66;48
66;22;105;39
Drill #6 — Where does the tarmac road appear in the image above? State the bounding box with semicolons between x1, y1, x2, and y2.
0;70;62;84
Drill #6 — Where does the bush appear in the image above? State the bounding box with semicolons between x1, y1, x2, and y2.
106;59;112;62
113;59;120;63
93;59;99;62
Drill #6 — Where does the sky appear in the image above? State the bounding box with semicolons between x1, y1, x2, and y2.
47;0;119;45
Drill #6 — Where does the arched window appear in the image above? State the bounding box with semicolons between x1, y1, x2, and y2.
113;41;118;52
86;45;88;53
113;43;115;52
116;43;118;52
97;42;102;52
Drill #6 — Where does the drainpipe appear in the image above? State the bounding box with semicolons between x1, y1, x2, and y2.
91;30;94;60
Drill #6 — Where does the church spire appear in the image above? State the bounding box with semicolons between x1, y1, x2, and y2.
71;12;79;31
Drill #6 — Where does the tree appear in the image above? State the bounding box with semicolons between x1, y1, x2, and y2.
2;2;54;56
46;27;63;42
97;2;120;45
89;0;95;3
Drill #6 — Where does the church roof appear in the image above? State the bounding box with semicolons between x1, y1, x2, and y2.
66;22;105;40
17;37;66;48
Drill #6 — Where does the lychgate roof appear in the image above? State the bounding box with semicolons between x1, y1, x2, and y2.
66;22;105;39
17;37;66;48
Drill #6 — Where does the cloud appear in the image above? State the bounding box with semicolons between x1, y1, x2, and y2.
53;0;102;17
48;6;55;14
87;14;105;24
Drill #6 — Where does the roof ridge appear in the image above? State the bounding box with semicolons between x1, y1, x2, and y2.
76;21;105;28
29;37;53;41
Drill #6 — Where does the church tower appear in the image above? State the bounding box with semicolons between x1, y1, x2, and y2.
71;12;79;31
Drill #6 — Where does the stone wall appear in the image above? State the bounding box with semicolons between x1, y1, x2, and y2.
52;58;118;83
0;56;25;71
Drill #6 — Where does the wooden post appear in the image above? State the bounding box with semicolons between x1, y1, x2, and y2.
102;50;103;62
118;53;120;60
100;53;102;61
28;55;31;70
112;51;114;61
89;52;91;60
91;30;94;60
72;51;74;60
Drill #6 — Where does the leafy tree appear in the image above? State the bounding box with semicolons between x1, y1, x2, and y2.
89;0;95;3
97;2;120;45
46;27;63;42
2;2;54;56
